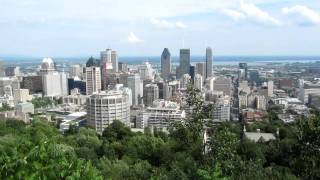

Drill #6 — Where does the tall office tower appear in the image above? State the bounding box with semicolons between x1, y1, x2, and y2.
100;49;113;89
143;84;159;107
70;64;83;78
180;74;191;89
42;72;68;97
136;100;185;129
163;83;172;100
85;66;101;95
239;63;248;81
196;62;206;78
0;61;5;77
194;74;203;91
205;77;215;91
249;70;261;86
119;62;128;72
206;47;213;78
5;66;20;77
189;65;195;83
178;49;190;79
156;82;164;99
138;62;154;81
111;51;118;73
161;48;171;80
214;76;232;96
39;58;56;75
22;76;43;94
267;80;274;97
39;58;68;97
87;90;130;134
127;74;143;106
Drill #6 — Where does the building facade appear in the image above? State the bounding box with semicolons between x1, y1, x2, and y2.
87;90;130;134
161;48;171;80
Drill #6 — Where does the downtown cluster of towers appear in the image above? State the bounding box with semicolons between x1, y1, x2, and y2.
160;47;213;80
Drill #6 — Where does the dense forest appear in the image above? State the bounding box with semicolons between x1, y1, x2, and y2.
0;88;320;179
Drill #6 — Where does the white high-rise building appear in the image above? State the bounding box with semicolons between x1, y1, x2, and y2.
205;77;215;91
111;51;118;73
39;58;56;75
267;80;274;97
39;57;68;97
194;74;203;91
87;90;130;134
0;61;5;77
42;72;68;97
136;100;185;130
138;62;154;81
206;47;213;78
163;83;172;100
85;66;101;95
180;74;191;89
127;74;143;106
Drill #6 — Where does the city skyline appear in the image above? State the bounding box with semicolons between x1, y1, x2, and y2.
1;0;320;57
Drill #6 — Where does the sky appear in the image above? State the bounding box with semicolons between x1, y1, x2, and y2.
0;0;320;57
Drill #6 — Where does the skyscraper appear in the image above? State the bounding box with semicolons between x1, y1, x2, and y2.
40;58;68;97
127;74;143;106
111;50;118;73
0;61;5;77
189;65;195;83
206;47;213;78
180;74;191;89
178;49;190;79
100;49;113;89
161;48;171;80
85;66;101;95
85;57;101;95
143;84;159;107
239;63;248;81
42;72;68;97
196;62;206;78
87;90;130;134
138;62;154;81
194;74;203;91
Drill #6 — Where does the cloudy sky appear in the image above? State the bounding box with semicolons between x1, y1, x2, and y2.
0;0;320;57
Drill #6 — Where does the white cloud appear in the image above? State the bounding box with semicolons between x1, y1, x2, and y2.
282;5;320;26
1;0;285;23
176;21;187;29
221;9;246;21
150;18;187;29
128;32;143;43
221;1;282;26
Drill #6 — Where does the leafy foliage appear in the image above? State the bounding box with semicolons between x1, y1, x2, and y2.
1;86;320;179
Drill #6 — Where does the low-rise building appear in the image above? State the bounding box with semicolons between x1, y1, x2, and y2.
136;100;185;130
